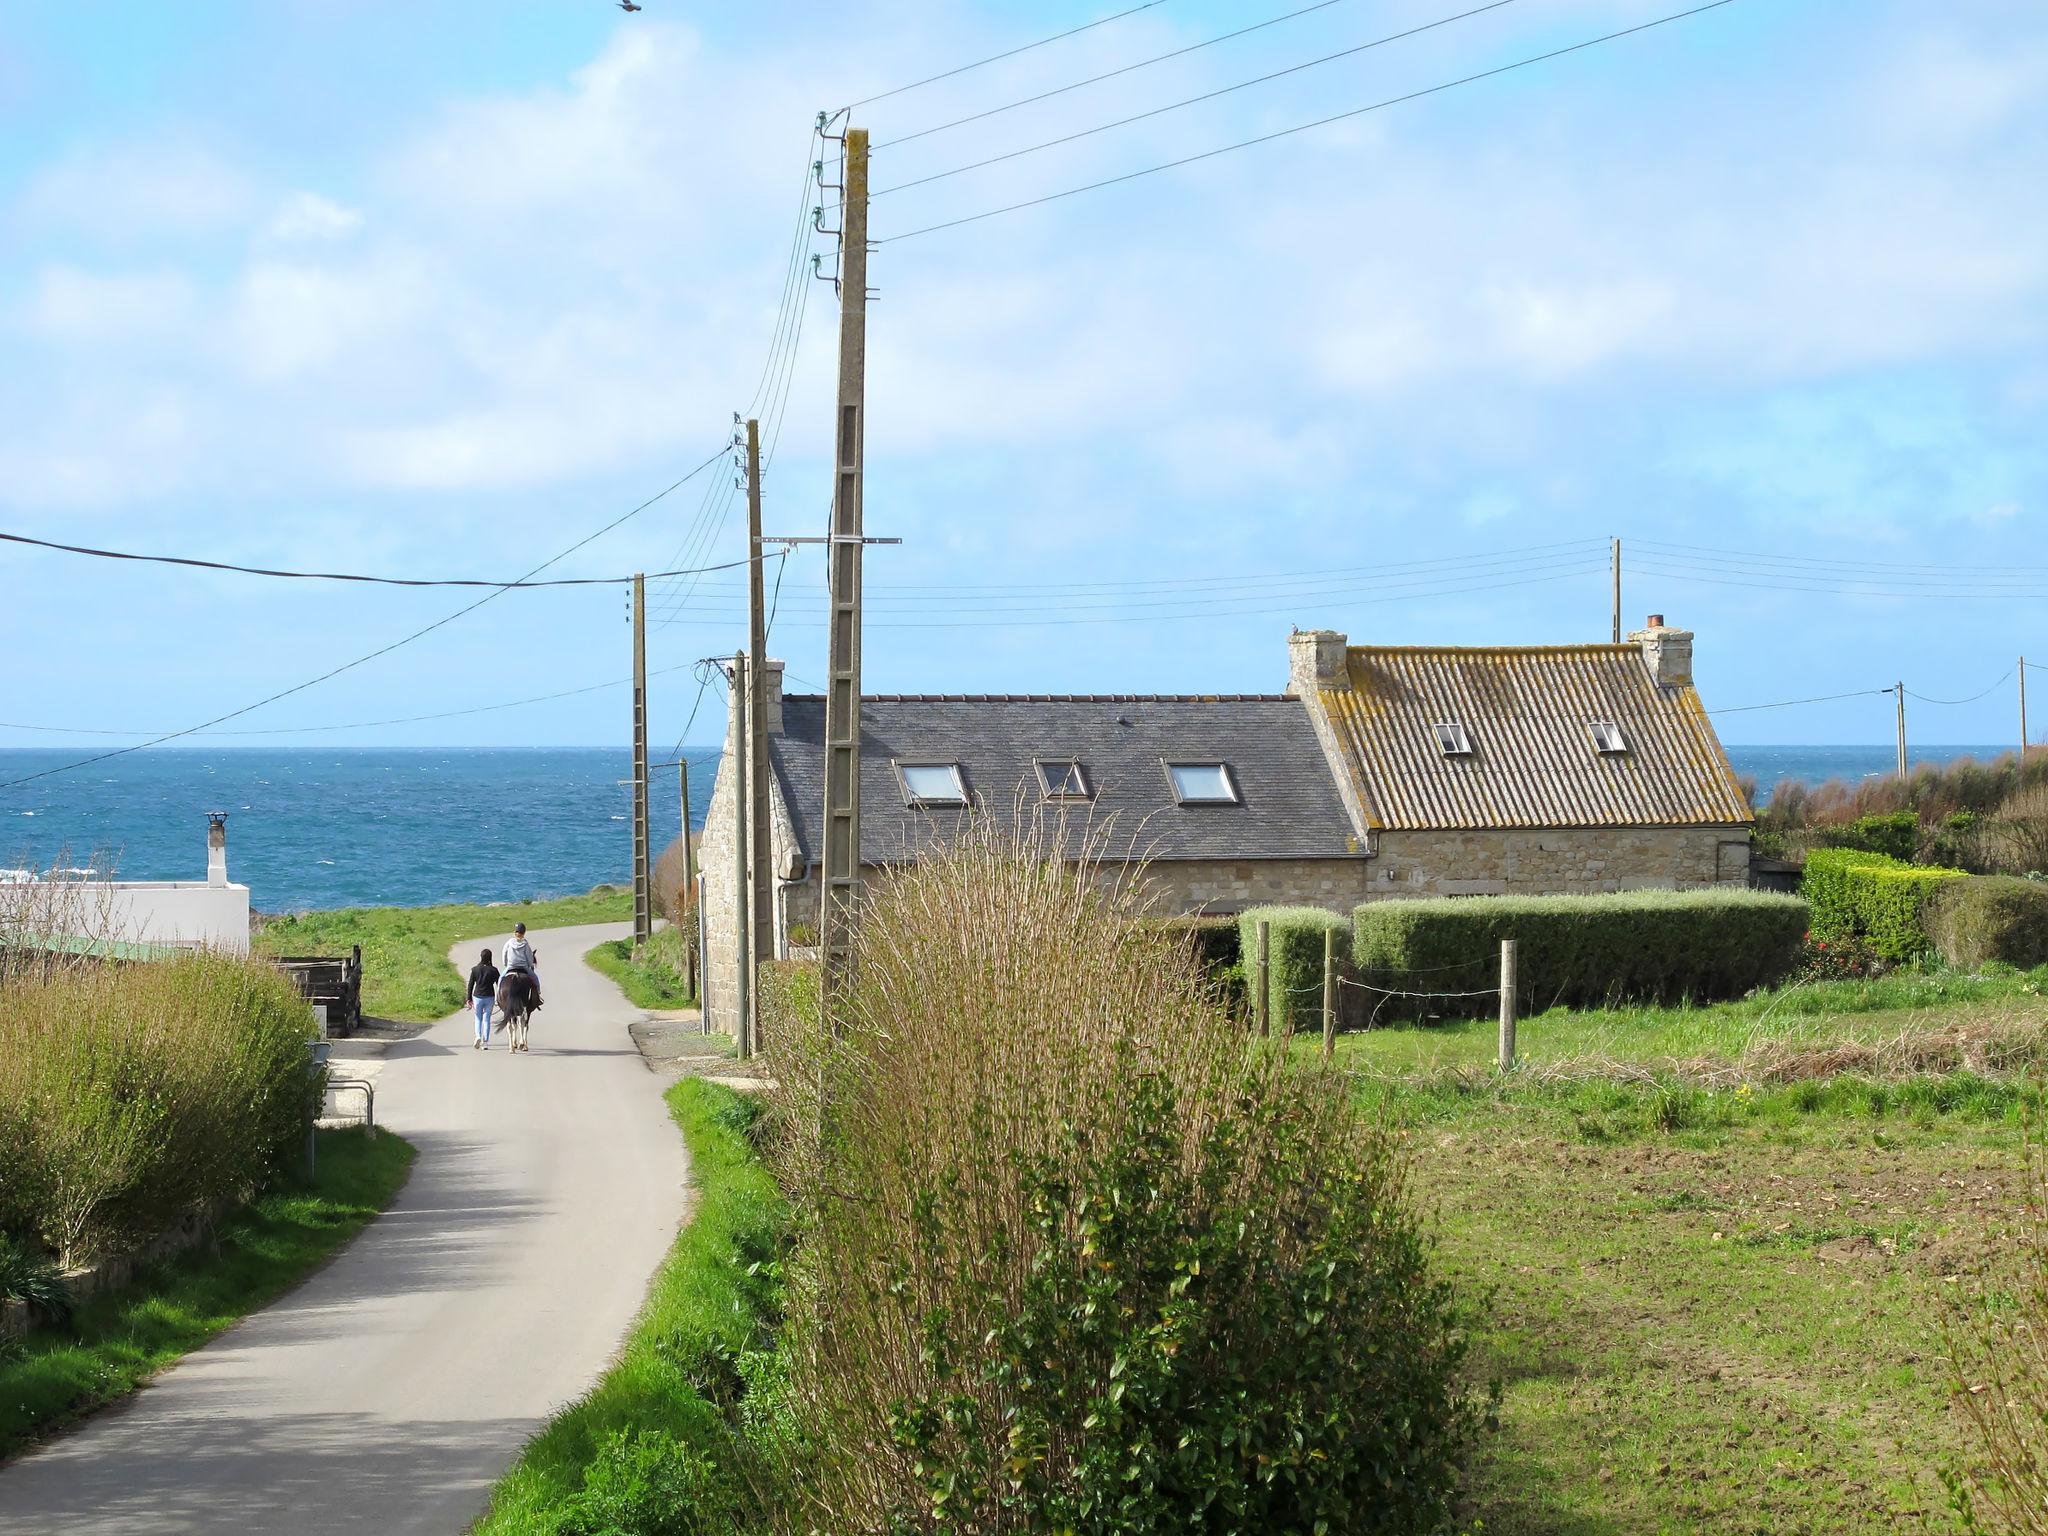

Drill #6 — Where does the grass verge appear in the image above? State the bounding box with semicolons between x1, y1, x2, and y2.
253;888;635;1021
475;1077;782;1534
584;926;694;1011
0;1125;414;1459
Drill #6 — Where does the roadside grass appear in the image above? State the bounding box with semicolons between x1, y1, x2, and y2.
253;887;634;1021
0;1126;413;1460
584;925;694;1011
474;1077;782;1535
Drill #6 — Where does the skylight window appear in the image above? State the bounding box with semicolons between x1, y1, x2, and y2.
1035;759;1092;801
1166;762;1239;805
897;763;967;806
1590;721;1629;754
1432;722;1474;756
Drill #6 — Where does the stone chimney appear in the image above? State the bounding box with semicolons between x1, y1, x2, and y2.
762;658;785;735
1288;629;1350;695
1627;613;1694;689
206;813;228;888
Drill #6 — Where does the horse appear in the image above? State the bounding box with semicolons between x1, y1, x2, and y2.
495;968;538;1053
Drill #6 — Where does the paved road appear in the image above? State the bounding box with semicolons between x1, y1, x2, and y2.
0;921;688;1535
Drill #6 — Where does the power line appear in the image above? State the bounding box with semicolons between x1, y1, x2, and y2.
875;0;1365;151
1906;668;2017;708
0;529;770;589
1634;538;2048;576
878;0;1738;245
1629;560;2048;600
844;0;1170;111
1707;688;1892;716
0;445;729;792
870;0;1521;200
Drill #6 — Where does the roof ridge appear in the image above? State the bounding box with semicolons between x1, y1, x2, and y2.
1348;643;1636;656
781;693;1300;703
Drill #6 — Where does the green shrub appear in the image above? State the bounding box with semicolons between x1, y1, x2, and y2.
1352;889;1809;1018
1238;905;1349;1032
1802;848;1966;961
1812;809;1922;861
0;1232;71;1324
552;1426;743;1536
1927;877;2048;969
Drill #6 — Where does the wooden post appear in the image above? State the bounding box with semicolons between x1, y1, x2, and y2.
1498;938;1517;1069
2022;657;2030;758
1610;536;1621;645
1254;919;1271;1038
631;573;651;949
1320;925;1337;1060
679;758;697;1001
1895;682;1907;778
733;653;752;1061
745;419;772;1052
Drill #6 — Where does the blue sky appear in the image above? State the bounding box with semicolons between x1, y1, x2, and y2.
0;0;2043;759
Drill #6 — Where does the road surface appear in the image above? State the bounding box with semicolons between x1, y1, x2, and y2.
0;920;687;1534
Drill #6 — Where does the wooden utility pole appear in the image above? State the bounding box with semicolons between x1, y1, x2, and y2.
631;573;651;949
2022;657;2030;758
819;125;871;1016
1610;537;1621;645
745;421;773;1034
1497;938;1518;1069
732;652;753;1060
679;758;697;999
1895;682;1907;777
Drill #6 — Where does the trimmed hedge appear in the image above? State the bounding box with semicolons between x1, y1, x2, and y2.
1238;906;1350;1032
1926;876;2048;969
1352;889;1810;1018
1803;848;1967;961
1810;810;1921;862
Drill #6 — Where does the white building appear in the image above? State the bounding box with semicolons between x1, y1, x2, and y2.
4;815;251;956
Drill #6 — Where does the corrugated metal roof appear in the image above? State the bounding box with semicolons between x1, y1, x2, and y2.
1320;644;1753;830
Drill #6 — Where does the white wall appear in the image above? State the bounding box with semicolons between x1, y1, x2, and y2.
100;881;252;955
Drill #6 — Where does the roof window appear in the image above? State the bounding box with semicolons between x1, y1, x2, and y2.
1034;759;1092;801
1589;721;1629;754
1431;722;1474;757
897;762;968;806
1165;762;1239;805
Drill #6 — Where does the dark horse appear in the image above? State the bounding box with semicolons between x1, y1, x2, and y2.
495;969;538;1053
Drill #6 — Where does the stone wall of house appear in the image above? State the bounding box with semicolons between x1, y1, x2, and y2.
1126;857;1374;914
697;738;743;1038
1365;824;1750;898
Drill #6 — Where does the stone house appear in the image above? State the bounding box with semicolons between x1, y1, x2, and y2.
695;617;1754;1034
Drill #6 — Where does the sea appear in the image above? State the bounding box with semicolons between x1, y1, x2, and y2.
0;744;2014;913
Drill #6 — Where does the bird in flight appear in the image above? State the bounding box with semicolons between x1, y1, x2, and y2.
618;1;641;10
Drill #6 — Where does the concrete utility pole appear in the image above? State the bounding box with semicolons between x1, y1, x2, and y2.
745;420;773;1036
819;124;870;1017
1895;682;1907;778
631;573;651;949
1610;537;1621;645
732;652;753;1060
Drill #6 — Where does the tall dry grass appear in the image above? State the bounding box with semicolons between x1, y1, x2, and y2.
0;950;317;1266
761;820;1479;1534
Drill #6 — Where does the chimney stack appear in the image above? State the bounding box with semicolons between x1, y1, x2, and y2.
762;658;785;735
206;813;228;888
1627;614;1694;689
1288;629;1350;694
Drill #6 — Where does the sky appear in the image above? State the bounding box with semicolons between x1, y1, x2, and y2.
0;0;2043;763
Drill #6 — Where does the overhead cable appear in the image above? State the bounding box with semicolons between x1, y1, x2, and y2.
878;0;1737;244
844;0;1169;110
1706;689;1893;716
1905;668;2018;707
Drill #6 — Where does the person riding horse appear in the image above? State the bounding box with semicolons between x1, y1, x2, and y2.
501;922;542;1011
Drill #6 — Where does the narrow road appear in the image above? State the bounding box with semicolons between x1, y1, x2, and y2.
0;921;688;1535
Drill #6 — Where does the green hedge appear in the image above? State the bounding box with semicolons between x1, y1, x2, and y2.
1926;876;2048;969
1810;810;1921;861
1238;906;1349;1032
1352;889;1810;1018
1803;848;1966;960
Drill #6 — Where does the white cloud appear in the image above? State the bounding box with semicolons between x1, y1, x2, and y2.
14;138;252;240
20;266;194;340
265;192;363;244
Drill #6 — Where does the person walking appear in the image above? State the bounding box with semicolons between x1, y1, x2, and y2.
468;947;501;1050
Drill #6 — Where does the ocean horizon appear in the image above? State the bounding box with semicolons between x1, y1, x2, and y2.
0;743;2020;912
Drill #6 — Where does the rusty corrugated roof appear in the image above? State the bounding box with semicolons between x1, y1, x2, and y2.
1320;644;1753;830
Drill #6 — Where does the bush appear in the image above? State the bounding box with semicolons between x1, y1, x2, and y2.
1353;889;1809;1018
0;1231;71;1324
767;823;1482;1535
1811;810;1922;861
0;952;317;1266
1803;848;1967;961
1927;876;2048;970
552;1426;743;1536
1238;905;1348;1033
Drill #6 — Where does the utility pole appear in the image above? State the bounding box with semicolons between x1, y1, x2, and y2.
732;652;753;1060
2022;657;2030;758
819;124;870;1017
745;420;773;1038
680;758;697;999
631;573;651;949
1895;682;1907;778
1610;537;1621;645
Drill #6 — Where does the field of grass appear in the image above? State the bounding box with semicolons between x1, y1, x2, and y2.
253;887;634;1021
584;924;694;1011
1337;972;2048;1534
0;1126;414;1459
475;1077;782;1534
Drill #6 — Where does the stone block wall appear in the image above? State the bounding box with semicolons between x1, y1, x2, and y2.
1364;825;1750;899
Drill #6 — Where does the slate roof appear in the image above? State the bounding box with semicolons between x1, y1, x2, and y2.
769;695;1361;867
1316;644;1754;831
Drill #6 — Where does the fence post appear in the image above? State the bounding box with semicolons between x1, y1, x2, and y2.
1254;920;1270;1038
1497;938;1518;1069
1321;925;1337;1060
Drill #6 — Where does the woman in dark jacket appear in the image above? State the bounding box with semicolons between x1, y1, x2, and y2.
468;948;501;1050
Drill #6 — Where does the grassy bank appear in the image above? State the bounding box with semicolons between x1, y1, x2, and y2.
584;925;694;1011
475;1078;782;1534
0;1125;414;1459
253;888;634;1022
